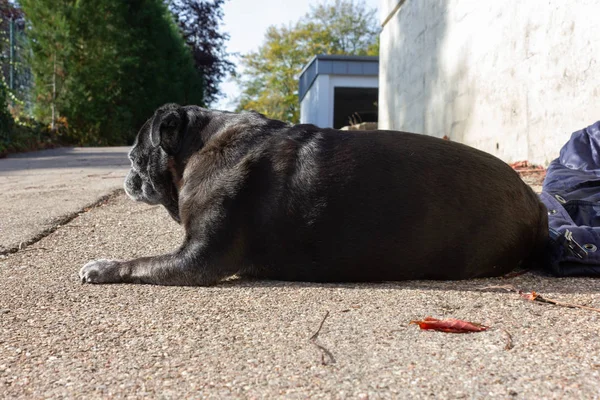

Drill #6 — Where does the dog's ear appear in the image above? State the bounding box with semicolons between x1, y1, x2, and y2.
150;108;185;155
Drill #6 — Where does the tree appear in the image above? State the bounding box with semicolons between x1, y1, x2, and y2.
0;78;13;139
307;0;378;55
236;0;379;123
18;0;70;132
167;0;234;106
0;0;23;139
20;0;204;145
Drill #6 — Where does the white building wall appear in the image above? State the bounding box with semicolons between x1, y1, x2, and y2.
300;75;330;128
379;0;600;164
300;75;378;128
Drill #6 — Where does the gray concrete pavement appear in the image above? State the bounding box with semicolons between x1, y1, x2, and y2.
1;148;599;398
0;147;130;253
1;192;600;398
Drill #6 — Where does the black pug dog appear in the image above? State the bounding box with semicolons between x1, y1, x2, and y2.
80;104;548;286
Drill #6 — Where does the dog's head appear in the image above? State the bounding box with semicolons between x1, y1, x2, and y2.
124;103;189;223
125;103;272;223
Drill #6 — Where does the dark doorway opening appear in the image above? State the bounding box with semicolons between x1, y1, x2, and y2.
333;87;378;129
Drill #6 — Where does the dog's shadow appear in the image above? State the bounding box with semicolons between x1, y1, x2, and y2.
218;271;600;295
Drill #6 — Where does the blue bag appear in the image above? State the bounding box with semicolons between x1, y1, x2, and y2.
541;121;600;276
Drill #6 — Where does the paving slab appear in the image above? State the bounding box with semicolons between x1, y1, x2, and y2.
0;147;130;253
1;193;600;398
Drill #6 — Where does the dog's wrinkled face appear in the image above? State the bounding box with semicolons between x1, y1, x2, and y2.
125;120;165;204
124;104;183;223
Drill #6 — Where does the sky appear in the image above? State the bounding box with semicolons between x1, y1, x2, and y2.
214;0;381;111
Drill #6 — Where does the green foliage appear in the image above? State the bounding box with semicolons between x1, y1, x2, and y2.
20;0;204;145
0;1;15;142
0;81;13;141
307;0;379;55
0;117;58;158
237;0;379;123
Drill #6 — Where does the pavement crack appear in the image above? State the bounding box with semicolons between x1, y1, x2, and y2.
0;189;123;256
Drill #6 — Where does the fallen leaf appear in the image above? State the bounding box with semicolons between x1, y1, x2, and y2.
480;285;600;313
410;317;488;333
520;291;539;301
509;160;545;171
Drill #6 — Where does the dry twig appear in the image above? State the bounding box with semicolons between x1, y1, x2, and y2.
310;311;336;365
479;284;520;293
19;247;49;252
479;285;600;313
501;329;514;350
129;206;161;214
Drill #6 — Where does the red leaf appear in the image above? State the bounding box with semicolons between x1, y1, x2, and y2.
410;317;488;333
509;160;545;171
520;291;539;301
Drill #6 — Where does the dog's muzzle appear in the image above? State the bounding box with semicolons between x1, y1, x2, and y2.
124;170;162;205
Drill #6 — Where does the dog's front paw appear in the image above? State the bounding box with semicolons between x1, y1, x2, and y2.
79;259;126;284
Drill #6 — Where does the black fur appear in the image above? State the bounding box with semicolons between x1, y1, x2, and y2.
80;104;549;286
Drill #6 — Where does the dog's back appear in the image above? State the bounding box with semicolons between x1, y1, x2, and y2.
241;125;548;282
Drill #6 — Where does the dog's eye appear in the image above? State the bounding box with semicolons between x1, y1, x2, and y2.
129;156;147;172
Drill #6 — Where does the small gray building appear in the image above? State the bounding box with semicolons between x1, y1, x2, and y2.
299;55;379;129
